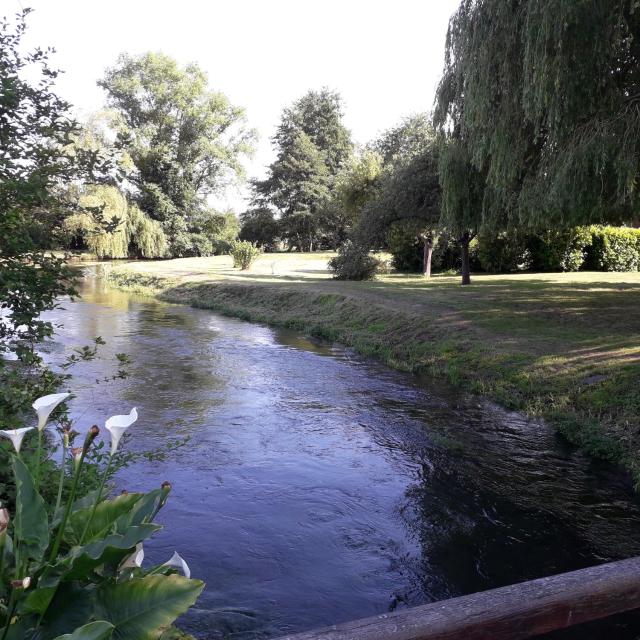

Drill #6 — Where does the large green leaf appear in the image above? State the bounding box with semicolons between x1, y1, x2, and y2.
95;575;204;640
23;525;161;618
65;493;143;545
62;524;161;581
115;489;165;533
53;621;114;640
12;455;49;562
34;581;96;639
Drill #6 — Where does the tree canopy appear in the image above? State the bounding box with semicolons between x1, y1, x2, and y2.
435;0;640;227
99;52;254;252
254;88;352;250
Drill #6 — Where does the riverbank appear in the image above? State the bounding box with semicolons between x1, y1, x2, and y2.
104;254;640;483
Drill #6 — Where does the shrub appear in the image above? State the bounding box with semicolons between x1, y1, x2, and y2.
328;241;384;280
477;230;531;273
526;227;592;272
385;222;422;272
230;240;261;270
0;398;203;639
585;225;640;272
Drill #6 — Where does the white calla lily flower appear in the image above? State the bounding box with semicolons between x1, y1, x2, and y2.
120;543;144;570
162;551;191;579
33;392;71;431
0;427;34;453
105;407;138;455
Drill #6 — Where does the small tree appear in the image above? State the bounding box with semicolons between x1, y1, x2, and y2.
230;241;261;270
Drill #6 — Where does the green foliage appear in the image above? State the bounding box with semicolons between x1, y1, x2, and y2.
253;88;352;251
477;230;531;274
434;0;640;226
328;241;385;280
386;222;422;272
62;186;167;259
527;228;593;273
472;225;640;274
230;241;261;270
0;9;113;442
99;52;254;254
355;114;440;258
586;226;640;272
239;207;280;250
0;408;203;639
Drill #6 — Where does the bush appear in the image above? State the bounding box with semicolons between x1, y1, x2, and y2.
328;241;384;280
586;225;640;271
230;240;261;270
477;230;531;273
526;227;592;272
386;222;422;272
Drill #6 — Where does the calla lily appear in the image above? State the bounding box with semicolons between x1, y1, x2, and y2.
0;427;34;453
33;392;71;431
162;551;191;579
0;504;9;534
105;407;137;455
121;543;144;570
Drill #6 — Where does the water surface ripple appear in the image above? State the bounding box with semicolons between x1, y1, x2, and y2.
43;277;640;639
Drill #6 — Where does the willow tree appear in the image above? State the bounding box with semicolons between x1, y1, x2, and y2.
435;0;640;228
64;185;167;259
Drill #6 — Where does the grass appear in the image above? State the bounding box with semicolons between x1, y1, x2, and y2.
105;253;640;483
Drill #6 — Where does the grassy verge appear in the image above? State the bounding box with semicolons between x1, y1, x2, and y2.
104;255;640;483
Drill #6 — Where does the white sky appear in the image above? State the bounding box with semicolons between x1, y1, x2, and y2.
15;0;459;211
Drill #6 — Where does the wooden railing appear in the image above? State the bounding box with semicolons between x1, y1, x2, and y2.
276;556;640;640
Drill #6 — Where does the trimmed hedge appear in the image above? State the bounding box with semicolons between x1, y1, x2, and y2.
478;225;640;274
385;224;640;274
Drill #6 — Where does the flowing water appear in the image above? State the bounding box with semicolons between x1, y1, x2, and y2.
43;274;640;639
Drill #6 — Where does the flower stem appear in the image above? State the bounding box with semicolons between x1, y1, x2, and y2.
49;435;92;562
79;454;113;545
0;591;17;640
54;436;68;515
34;430;43;492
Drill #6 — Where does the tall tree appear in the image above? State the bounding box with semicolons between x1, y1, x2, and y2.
356;115;441;275
435;0;640;227
99;52;255;252
0;9;108;423
255;88;352;250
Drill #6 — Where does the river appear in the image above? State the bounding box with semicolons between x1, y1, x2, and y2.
42;273;640;639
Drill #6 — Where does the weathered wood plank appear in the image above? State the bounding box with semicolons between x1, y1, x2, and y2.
277;557;640;640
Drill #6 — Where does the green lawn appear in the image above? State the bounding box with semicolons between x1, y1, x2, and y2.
106;254;640;482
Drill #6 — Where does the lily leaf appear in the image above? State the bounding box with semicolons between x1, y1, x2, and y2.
53;621;115;640
65;493;143;545
12;455;49;562
63;524;162;581
24;525;162;618
95;574;204;640
115;489;165;533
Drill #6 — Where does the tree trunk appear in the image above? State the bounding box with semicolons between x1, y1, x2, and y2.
460;232;471;285
422;238;433;277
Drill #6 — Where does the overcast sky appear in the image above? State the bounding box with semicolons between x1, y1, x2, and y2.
16;0;460;211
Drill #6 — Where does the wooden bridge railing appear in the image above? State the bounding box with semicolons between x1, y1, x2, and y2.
276;556;640;640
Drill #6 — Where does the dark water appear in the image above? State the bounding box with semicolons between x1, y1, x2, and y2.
43;275;640;639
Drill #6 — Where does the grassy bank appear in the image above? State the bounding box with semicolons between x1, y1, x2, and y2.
105;254;640;482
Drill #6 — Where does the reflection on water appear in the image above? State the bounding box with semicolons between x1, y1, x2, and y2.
43;275;640;639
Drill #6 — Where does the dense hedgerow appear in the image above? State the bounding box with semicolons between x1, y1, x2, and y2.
387;225;640;274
